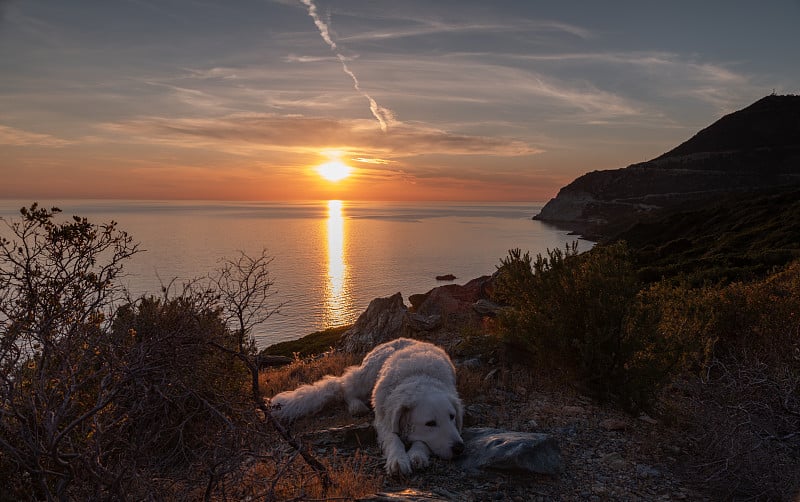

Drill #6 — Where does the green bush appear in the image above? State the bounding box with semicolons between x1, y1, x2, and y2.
493;242;686;409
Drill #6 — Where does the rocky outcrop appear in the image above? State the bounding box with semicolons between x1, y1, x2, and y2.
338;276;496;354
535;95;800;238
337;293;413;355
412;276;493;325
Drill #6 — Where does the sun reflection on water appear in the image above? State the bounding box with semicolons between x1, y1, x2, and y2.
324;200;351;327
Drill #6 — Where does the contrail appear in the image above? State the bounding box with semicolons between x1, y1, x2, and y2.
300;0;393;132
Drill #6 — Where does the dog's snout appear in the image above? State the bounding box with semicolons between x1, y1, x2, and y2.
452;440;465;457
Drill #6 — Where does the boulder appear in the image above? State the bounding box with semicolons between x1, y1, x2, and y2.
408;312;441;331
338;276;496;354
472;298;504;317
458;427;564;476
435;274;456;281
338;293;412;354
408;293;427;310
414;276;493;328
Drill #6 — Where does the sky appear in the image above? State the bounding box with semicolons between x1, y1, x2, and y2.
1;0;798;202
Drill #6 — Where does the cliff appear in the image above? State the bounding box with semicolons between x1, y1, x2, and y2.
534;95;800;238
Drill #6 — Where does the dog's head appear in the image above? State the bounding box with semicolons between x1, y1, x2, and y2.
391;389;464;459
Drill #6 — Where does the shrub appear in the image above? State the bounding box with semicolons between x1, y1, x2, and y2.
106;295;254;481
493;242;685;409
665;261;800;499
0;204;138;499
0;205;319;500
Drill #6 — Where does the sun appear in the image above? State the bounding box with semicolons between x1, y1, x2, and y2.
316;160;352;182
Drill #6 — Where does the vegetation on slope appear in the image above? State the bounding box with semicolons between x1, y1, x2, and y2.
493;187;800;499
261;325;351;359
2;192;798;500
618;187;800;284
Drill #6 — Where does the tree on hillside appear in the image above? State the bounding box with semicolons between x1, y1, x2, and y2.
208;249;283;354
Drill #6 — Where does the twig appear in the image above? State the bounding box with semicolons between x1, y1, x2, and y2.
208;341;334;490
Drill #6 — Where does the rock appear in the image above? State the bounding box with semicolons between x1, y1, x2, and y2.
414;276;493;328
600;452;627;469
458;427;564;476
255;354;293;369
483;368;500;382
435;274;456;281
472;298;504;316
338;293;412;354
637;413;658;425
359;489;448;501
408;312;441;331
408;293;427;310
599;418;628;431
457;357;482;369
562;405;586;415
635;463;661;478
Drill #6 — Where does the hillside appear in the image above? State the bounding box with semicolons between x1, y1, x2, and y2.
620;187;800;283
534;94;800;238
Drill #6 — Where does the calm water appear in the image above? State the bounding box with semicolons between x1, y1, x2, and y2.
0;200;592;347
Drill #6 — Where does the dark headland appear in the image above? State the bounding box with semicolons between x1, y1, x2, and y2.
534;94;800;240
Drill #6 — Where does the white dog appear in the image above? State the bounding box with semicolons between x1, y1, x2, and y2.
270;338;465;475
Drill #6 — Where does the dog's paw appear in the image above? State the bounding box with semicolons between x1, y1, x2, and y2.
384;453;412;476
408;448;430;469
347;399;370;416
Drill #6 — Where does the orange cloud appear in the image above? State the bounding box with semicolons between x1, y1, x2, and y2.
0;125;71;147
99;113;542;159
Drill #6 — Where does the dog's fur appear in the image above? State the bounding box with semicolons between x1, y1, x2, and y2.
270;338;464;475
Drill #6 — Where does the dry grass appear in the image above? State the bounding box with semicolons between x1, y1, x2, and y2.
259;351;360;398
246;350;385;500
183;448;383;501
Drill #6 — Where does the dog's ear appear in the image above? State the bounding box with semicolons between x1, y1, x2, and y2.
450;396;464;432
390;403;412;437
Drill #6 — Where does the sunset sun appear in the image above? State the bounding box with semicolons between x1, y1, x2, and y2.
316;160;352;182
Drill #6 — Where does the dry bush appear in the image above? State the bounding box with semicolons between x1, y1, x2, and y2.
673;360;800;500
659;261;800;500
0;205;369;500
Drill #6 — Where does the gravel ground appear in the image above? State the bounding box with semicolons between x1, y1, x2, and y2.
297;366;709;502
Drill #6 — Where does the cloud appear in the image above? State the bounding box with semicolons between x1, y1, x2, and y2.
0;124;70;146
354;157;390;164
337;17;591;42
497;50;758;112
99;113;541;158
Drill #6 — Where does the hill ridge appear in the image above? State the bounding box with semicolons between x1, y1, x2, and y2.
534;94;800;237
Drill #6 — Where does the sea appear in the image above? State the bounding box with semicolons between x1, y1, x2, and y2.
0;200;593;348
